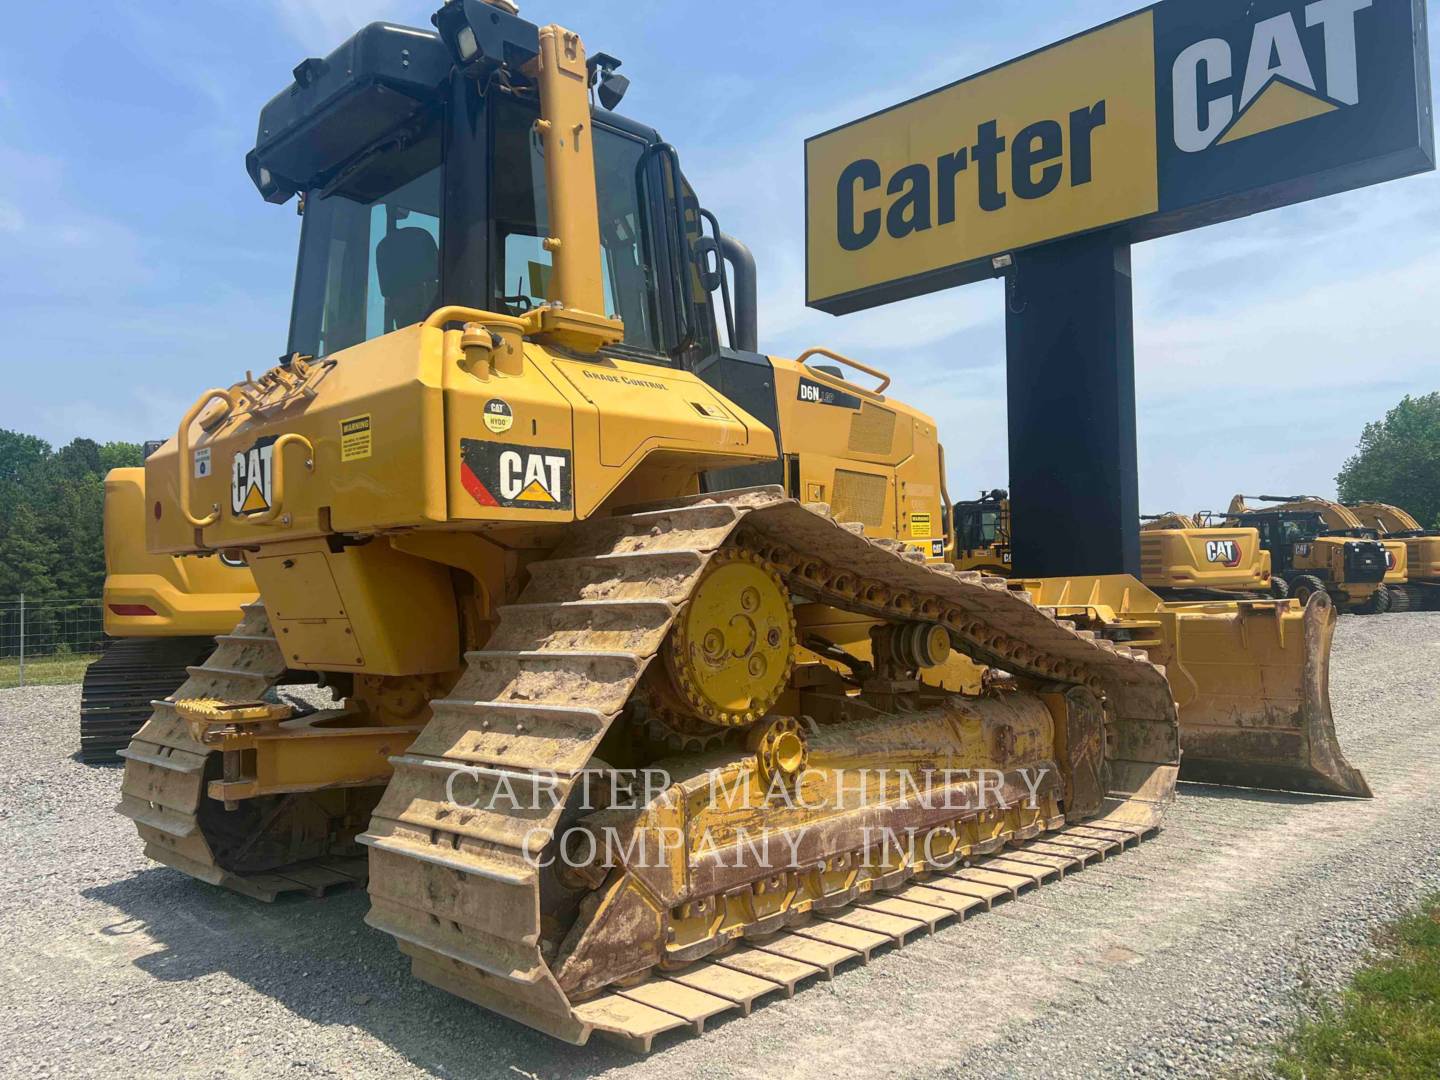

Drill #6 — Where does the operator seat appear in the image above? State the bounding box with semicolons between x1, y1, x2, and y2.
375;226;440;331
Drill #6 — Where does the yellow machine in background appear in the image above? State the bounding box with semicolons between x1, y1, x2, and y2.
81;467;256;761
943;501;1362;793
115;2;1359;1049
1226;495;1404;612
1347;501;1440;610
955;497;1276;599
952;489;1011;573
1018;575;1369;798
1139;514;1273;598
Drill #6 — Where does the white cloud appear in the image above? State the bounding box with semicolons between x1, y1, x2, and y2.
0;200;20;233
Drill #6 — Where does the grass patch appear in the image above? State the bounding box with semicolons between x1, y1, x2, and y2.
1274;894;1440;1079
0;652;101;688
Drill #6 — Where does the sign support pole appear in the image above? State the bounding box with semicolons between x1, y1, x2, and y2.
1005;230;1139;578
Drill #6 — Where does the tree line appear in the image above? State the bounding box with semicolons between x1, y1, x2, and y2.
0;430;143;602
0;392;1435;606
1335;393;1440;530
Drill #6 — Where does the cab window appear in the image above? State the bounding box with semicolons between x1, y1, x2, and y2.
490;97;658;353
288;131;442;359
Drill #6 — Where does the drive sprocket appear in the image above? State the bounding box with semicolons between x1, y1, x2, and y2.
662;547;796;727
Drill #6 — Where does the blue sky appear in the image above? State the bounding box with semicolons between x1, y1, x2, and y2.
1;0;1436;515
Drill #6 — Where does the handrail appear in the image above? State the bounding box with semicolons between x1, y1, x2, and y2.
178;389;238;529
937;442;954;558
425;306;499;329
247;433;315;525
797;347;891;395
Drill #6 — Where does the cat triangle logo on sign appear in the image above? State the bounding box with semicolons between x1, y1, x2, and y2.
1218;78;1339;146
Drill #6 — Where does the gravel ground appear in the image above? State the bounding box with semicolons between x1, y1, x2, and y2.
2;612;1437;1079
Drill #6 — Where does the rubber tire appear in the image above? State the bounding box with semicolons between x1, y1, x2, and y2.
1357;587;1392;615
1270;577;1291;600
1388;585;1413;613
1290;575;1327;607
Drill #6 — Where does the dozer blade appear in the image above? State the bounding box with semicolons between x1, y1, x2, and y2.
1158;591;1371;798
1024;576;1370;799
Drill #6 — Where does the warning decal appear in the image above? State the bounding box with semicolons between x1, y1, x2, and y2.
341;414;372;462
909;513;932;539
460;439;572;511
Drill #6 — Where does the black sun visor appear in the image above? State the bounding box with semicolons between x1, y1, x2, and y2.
245;23;452;204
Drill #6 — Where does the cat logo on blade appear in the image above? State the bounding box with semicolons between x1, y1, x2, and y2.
231;438;276;517
459;439;572;511
1205;539;1243;567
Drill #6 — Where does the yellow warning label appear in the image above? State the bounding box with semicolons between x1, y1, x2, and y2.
341;414;372;462
910;513;932;539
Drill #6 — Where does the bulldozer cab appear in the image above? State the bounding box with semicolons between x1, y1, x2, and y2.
273;25;711;366
260;16;784;496
953;490;1011;570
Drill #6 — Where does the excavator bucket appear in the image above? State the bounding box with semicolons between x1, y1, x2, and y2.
1022;576;1371;799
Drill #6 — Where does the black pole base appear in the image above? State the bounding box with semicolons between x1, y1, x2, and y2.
1005;230;1139;579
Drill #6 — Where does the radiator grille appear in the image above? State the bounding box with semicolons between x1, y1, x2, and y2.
1139;534;1164;576
848;403;897;455
831;470;888;526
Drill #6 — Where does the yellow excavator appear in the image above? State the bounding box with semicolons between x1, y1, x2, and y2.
1347;502;1440;611
117;2;1363;1049
955;497;1274;600
1139;513;1274;599
1225;495;1406;613
81;465;256;761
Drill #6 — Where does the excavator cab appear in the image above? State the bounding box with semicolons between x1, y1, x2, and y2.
1223;496;1399;611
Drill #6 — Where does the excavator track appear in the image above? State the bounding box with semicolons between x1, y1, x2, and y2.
80;637;218;763
361;488;1181;1048
116;603;370;901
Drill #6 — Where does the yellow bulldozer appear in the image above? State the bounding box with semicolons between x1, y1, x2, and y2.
948;505;1356;793
81;465;256;761
1225;495;1406;613
952;489;1011;574
117;2;1365;1048
1346;501;1440;611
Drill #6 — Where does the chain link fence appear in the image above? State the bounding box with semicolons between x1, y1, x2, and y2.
0;597;106;689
